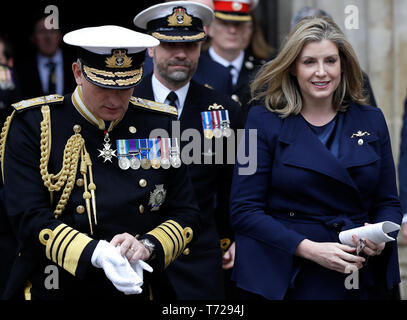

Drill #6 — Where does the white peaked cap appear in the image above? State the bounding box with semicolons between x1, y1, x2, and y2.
63;25;159;54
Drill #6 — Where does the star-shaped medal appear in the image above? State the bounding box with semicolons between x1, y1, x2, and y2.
98;142;117;163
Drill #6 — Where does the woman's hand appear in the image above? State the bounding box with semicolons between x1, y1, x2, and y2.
222;242;235;270
295;239;366;273
351;223;386;256
110;232;151;264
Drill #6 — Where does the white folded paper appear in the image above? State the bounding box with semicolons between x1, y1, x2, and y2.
339;221;400;247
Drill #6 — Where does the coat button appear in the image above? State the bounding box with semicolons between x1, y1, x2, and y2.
139;179;147;188
129;126;137;134
139;205;145;214
289;211;295;217
358;139;364;146
76;205;85;214
183;248;190;255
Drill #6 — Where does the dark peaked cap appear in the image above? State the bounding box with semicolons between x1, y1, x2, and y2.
133;1;214;43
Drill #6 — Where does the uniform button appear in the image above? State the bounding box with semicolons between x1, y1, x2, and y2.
73;124;81;133
139;205;145;214
358;139;364;146
139;179;147;188
183;248;190;255
231;94;239;102
129;126;137;134
76;178;84;187
289;211;295;217
76;205;85;214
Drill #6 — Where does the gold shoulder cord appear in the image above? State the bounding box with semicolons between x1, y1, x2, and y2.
0;110;16;182
39;105;97;234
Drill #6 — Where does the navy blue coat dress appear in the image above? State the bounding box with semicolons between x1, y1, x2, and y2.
230;103;402;300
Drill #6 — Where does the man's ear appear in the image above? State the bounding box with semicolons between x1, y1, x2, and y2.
147;47;154;58
72;62;83;86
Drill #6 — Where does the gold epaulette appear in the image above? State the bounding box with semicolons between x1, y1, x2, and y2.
12;94;64;112
130;96;178;117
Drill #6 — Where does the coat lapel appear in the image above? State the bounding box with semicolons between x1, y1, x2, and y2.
278;104;381;191
337;103;380;169
278;113;358;190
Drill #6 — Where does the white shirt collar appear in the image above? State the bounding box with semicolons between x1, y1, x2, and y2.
151;74;190;119
208;46;244;72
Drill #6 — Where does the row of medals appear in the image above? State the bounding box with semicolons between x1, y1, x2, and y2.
118;149;181;171
204;123;232;140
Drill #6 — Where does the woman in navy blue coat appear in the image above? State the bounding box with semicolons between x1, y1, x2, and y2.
230;17;402;300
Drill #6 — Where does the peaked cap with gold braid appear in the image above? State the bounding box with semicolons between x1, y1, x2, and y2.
134;1;213;43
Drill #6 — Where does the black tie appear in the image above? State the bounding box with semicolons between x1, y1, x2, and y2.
46;61;56;94
166;91;178;108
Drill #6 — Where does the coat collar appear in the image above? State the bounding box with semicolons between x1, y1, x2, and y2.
278;103;379;190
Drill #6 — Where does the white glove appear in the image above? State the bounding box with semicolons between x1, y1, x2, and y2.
131;259;153;283
91;240;143;295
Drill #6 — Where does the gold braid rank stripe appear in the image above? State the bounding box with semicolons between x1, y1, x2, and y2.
41;224;92;276
214;12;252;22
151;32;206;42
147;220;193;268
0;110;16;182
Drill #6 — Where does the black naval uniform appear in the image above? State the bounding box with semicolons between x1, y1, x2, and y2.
134;74;244;299
1;91;201;300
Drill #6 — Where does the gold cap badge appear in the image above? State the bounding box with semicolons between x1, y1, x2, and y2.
105;49;133;68
167;7;193;27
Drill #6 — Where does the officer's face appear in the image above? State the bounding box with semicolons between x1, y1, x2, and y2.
72;62;133;121
148;41;201;89
294;40;341;109
208;18;253;54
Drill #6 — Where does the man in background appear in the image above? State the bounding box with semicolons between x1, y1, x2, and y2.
15;15;76;99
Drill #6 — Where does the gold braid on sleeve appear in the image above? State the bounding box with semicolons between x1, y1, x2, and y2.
39;105;97;234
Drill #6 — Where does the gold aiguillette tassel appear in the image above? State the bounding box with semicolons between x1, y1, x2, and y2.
84;147;97;225
80;149;93;235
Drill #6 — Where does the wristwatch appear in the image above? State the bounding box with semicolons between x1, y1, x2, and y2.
140;238;156;259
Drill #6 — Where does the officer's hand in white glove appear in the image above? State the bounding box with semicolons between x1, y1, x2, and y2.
91;240;143;295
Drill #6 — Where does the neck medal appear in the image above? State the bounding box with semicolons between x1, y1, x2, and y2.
98;131;117;163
